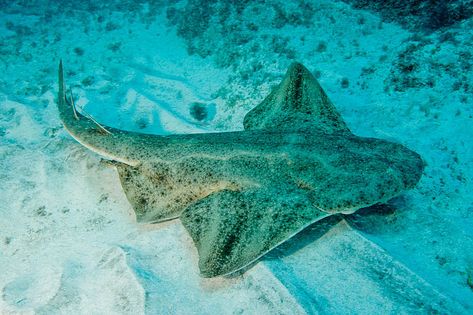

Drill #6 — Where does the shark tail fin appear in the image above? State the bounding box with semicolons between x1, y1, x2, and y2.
57;60;80;121
58;60;65;104
57;61;112;134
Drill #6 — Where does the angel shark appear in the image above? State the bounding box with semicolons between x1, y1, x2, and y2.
57;61;424;277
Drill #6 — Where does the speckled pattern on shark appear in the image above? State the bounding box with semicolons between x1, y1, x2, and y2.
57;61;424;277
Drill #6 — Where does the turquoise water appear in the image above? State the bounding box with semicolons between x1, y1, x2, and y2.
0;1;472;313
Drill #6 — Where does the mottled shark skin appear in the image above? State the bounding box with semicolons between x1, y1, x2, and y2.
57;61;424;277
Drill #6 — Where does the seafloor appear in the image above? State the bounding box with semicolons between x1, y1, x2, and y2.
0;0;472;314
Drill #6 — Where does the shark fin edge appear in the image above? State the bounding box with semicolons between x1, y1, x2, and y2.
243;62;350;133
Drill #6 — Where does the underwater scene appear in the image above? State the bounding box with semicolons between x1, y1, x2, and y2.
1;0;472;314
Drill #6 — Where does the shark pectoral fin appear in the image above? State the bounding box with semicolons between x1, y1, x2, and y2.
180;188;331;277
115;162;184;223
243;62;350;133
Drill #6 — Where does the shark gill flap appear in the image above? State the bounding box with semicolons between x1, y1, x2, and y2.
243;62;350;133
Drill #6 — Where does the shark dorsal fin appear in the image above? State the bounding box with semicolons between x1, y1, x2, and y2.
243;62;350;133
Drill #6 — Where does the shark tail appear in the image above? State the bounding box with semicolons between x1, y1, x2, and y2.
56;60;138;165
57;60;112;134
57;60;81;123
58;60;64;105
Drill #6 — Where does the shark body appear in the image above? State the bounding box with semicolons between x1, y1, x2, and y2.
57;61;424;277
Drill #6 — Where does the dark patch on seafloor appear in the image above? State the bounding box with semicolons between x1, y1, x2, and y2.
262;201;401;262
343;201;400;234
342;0;473;32
189;102;216;122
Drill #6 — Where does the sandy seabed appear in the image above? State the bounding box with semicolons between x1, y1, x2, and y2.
0;1;472;313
